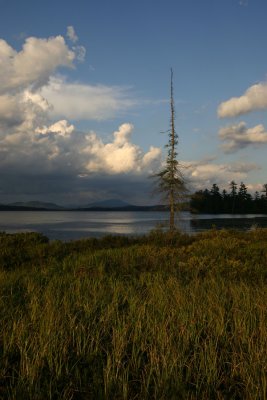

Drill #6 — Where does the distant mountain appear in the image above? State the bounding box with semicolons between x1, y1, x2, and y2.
77;199;168;212
0;204;48;211
83;199;132;209
0;199;169;212
9;201;64;210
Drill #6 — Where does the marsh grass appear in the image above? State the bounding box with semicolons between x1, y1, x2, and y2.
0;229;266;399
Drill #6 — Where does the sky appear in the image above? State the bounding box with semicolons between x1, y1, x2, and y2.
1;0;267;205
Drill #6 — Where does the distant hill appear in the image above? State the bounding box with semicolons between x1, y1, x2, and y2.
0;199;168;212
0;205;48;211
10;201;64;210
78;200;168;211
83;199;132;209
77;199;168;211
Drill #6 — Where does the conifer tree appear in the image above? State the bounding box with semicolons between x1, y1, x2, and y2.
230;180;237;213
153;69;186;232
262;183;267;198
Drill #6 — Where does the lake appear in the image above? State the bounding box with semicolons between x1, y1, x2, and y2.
1;211;267;241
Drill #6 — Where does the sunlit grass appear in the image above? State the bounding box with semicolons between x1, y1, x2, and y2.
0;229;266;399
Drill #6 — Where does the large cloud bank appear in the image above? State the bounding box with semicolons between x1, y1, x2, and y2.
0;30;262;204
0;31;163;204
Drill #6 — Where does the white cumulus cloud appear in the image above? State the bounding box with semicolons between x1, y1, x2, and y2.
83;123;161;174
0;36;75;93
186;160;260;190
35;120;75;136
218;82;267;118
219;121;267;153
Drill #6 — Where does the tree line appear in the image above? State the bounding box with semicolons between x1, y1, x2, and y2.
190;181;267;214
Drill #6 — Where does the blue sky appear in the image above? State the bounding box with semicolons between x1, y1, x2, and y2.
1;0;267;205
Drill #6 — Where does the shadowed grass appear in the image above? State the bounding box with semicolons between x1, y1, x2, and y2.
0;229;266;399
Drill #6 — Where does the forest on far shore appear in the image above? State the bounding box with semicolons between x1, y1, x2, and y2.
190;181;267;214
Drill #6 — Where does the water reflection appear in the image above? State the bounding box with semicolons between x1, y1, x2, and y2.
0;211;267;241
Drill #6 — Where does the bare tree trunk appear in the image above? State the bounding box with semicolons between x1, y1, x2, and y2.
170;189;175;231
170;68;175;232
152;69;186;233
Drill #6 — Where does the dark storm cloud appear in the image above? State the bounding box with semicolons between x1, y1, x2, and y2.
0;172;157;206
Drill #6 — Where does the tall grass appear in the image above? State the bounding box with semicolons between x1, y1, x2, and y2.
0;229;266;399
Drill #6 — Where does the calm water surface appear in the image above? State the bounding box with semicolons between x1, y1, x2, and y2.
0;211;267;241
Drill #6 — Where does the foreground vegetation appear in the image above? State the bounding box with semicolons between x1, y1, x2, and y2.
0;229;266;399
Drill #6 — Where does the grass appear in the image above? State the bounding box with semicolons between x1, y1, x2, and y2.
0;229;266;399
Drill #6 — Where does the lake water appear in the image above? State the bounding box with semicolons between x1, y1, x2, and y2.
1;211;267;241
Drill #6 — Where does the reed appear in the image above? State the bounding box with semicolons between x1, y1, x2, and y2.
0;229;266;399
